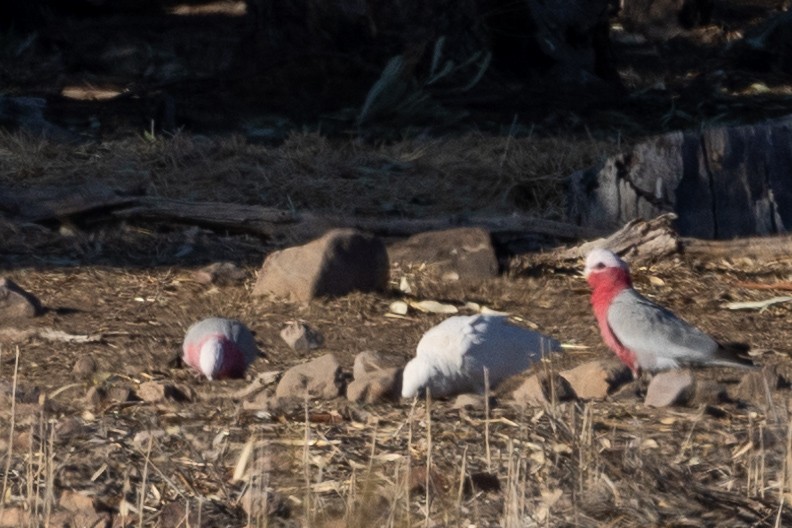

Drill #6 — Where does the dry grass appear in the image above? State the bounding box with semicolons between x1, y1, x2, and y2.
0;107;791;525
0;243;791;525
0;130;618;223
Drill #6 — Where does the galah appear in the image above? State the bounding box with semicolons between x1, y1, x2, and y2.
584;248;753;377
182;317;259;380
401;314;562;399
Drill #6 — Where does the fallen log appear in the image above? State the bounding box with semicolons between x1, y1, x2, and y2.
0;182;140;221
113;197;298;236
510;213;792;274
510;213;681;272
1;182;604;243
681;235;792;261
115;199;605;241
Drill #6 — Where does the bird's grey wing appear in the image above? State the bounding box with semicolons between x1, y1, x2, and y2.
229;320;260;363
607;289;718;369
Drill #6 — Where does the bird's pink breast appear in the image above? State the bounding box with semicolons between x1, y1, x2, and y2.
184;333;248;379
588;269;639;375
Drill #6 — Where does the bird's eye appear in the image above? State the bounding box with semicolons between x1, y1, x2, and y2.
595;262;606;269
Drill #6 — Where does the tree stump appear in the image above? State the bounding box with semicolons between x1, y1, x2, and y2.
567;116;792;239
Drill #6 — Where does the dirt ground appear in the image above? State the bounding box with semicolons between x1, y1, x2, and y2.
3;228;792;527
4;0;792;526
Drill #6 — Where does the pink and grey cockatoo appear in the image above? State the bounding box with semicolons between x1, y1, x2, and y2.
584;248;753;377
401;314;562;399
182;317;259;380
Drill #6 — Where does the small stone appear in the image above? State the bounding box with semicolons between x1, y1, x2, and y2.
59;490;94;513
72;356;97;377
137;381;168;403
192;261;247;285
559;360;632;400
644;370;696;407
346;367;402;403
389;300;409;315
0;507;28;527
452;393;486;410
511;372;575;407
275;354;344;400
280;320;323;352
0;277;43;318
106;386;132;404
352;350;391;380
137;381;193;403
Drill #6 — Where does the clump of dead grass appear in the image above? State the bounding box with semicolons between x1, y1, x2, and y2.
0;129;619;222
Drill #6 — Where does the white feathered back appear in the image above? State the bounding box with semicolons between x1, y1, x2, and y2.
401;314;561;398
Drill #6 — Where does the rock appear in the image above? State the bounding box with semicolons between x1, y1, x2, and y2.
347;351;402;403
280;320;323;352
644;370;696;407
192;261;247;285
48;509;110;528
86;385;133;406
0;277;43;318
59;490;94;513
0;507;28;527
388;227;499;280
452;393;487;410
253;228;389;303
137;381;192;403
275;354;344;400
72;356;97;377
352;350;392;380
346;367;402;403
568;116;792;239
559;360;632;400
511;372;576;407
